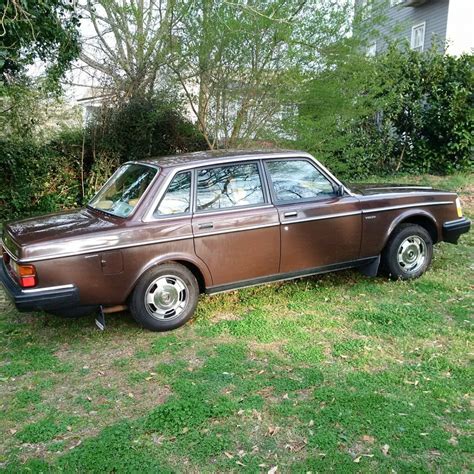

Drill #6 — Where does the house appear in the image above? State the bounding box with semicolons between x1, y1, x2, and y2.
358;0;473;56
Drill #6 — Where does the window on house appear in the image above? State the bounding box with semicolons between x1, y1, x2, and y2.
367;42;377;57
360;0;373;20
411;23;426;51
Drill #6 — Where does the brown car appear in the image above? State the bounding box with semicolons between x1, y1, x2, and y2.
0;150;470;331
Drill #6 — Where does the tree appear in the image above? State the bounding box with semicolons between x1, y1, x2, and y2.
79;0;177;98
77;0;355;149
169;0;355;148
0;0;80;87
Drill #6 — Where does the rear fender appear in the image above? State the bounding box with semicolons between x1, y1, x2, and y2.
127;252;213;298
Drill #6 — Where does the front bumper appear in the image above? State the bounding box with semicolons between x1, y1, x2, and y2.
0;262;79;312
442;217;471;244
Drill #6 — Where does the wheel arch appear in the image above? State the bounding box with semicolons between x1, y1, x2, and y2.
384;210;439;249
127;253;212;299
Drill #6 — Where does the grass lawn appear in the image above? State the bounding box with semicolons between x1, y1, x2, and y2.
0;174;472;472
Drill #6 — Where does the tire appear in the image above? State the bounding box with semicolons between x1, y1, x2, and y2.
381;223;433;280
48;305;98;318
130;263;199;331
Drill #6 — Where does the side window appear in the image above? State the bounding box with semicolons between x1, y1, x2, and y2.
155;172;191;216
197;163;265;211
266;160;335;202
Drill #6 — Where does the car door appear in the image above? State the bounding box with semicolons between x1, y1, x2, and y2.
192;161;280;287
264;158;362;273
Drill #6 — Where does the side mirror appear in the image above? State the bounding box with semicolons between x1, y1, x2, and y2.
335;184;344;197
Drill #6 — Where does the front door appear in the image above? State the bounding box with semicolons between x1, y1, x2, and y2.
264;158;362;273
192;161;280;287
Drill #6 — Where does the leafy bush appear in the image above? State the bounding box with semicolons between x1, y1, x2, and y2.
0;95;207;222
290;46;473;179
0;139;80;222
90;95;208;163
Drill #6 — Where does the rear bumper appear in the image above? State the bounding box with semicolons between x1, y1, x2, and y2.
442;217;471;244
0;262;79;312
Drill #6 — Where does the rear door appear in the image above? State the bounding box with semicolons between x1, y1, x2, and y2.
264;158;362;273
192;161;280;286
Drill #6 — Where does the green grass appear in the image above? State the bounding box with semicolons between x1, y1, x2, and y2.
0;174;472;472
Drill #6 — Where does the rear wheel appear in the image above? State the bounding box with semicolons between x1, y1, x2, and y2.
130;263;199;331
381;224;433;280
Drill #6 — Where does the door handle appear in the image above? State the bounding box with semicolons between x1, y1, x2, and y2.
198;222;214;230
283;211;298;218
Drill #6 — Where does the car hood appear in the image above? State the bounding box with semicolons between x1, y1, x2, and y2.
349;183;441;196
2;208;120;261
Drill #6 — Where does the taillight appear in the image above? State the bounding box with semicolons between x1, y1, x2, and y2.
11;261;37;288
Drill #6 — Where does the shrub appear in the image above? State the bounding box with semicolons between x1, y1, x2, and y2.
0;139;80;222
0;95;207;222
290;46;474;179
90;95;208;163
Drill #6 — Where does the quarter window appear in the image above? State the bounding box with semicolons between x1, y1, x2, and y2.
266;160;335;202
155;172;191;216
196;163;265;211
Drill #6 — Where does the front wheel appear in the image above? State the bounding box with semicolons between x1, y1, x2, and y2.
130;263;199;331
381;224;433;280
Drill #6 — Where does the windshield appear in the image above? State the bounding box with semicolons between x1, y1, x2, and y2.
89;164;158;217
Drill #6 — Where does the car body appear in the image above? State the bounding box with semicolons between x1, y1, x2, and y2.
0;150;470;330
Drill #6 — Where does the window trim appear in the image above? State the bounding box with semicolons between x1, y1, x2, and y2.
367;41;377;57
263;157;340;206
411;22;426;51
193;160;269;215
153;170;193;219
141;152;354;222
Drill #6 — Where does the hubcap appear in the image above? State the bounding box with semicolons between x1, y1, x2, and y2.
145;275;188;320
397;235;427;274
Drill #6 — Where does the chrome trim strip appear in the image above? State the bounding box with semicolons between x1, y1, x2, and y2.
359;191;457;199
443;217;470;226
195;222;279;238
152;204;275;221
22;284;75;294
195;204;274;217
15;234;195;263
10;199;455;263
364;186;434;190
283;210;361;224
1;241;19;262
362;201;454;214
25;223;280;262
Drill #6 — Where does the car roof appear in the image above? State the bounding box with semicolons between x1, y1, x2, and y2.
138;149;309;169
